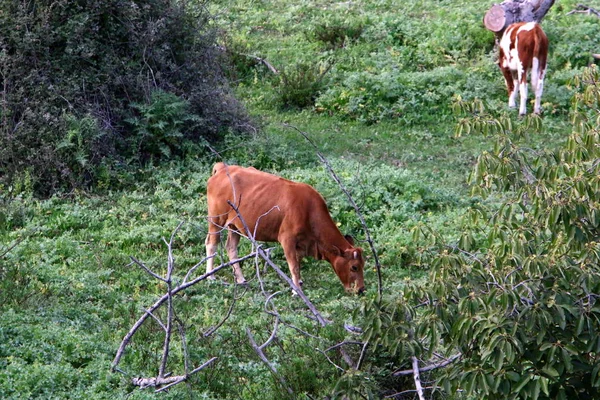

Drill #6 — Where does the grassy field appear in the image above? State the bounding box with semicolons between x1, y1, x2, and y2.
2;0;599;398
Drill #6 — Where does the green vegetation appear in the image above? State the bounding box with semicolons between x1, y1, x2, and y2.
2;0;600;398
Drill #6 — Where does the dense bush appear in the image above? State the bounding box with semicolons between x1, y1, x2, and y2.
357;66;600;399
0;0;249;196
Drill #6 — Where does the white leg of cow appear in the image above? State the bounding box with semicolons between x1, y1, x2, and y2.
205;231;220;280
533;74;545;115
518;76;528;116
225;230;246;284
509;75;519;109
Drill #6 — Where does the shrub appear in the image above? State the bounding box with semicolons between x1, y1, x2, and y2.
0;0;250;196
275;62;332;109
308;17;365;49
356;67;600;399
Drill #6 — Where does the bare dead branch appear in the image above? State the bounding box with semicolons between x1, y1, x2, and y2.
316;348;345;372
325;341;364;352
340;347;356;369
246;327;294;395
344;323;363;335
131;357;218;391
0;229;36;259
175;316;190;374
217;45;280;74
203;282;245;337
392;354;461;376
411;356;426;400
112;251;258;370
144;309;167;332
567;4;600;17
158;222;183;379
258;246;329;327
356;341;369;370
384;387;436;399
129;256;167;283
284;123;384;299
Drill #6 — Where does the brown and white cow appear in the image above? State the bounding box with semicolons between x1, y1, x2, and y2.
498;22;548;115
205;162;365;294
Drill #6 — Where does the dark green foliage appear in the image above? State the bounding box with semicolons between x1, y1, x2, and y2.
126;90;201;163
0;0;249;196
357;67;600;399
308;17;365;49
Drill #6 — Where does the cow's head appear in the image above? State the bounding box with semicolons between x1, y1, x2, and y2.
331;236;365;294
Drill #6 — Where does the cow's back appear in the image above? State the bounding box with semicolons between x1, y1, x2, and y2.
206;164;322;242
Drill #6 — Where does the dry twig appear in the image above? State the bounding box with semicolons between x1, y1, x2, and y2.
284;123;384;299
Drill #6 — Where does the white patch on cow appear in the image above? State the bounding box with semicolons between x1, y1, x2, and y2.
519;81;528;115
532;57;545;114
518;22;537;32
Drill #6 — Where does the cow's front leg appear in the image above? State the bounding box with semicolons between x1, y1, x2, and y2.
226;230;246;284
281;237;303;294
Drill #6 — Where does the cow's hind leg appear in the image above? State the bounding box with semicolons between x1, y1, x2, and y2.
226;230;246;284
533;65;545;115
509;70;519;109
205;224;221;280
518;68;528;116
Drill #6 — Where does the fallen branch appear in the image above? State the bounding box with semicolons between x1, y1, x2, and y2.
567;4;600;17
411;356;426;400
224;197;329;327
217;45;280;74
131;357;217;391
285;123;384;300
247;326;294;395
392;354;461;376
112;251;259;370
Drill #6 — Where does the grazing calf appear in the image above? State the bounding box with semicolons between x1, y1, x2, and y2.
498;22;548;115
205;162;365;294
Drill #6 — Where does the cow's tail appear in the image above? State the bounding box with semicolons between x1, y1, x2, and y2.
212;162;227;176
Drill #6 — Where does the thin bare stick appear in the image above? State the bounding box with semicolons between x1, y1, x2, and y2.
411;356;426;400
158;222;183;379
246;327;294;395
131;357;217;391
258;247;329;326
340;347;356;369
203;282;245;337
316;348;345;372
356;341;369;370
567;4;600;16
217;45;280;74
284;123;383;299
223;198;329;327
325;341;364;352
183;254;213;283
175;316;190;374
129;256;167;283
384;387;435;399
112;252;258;370
393;354;461;376
144;309;167;332
0;229;35;259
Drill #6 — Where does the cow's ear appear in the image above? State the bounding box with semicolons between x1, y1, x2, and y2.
344;235;355;246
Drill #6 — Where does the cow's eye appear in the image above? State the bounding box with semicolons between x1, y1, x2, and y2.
351;265;358;272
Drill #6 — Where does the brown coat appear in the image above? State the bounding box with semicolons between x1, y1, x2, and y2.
205;162;365;294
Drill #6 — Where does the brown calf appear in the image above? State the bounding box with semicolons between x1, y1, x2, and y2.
205;163;365;294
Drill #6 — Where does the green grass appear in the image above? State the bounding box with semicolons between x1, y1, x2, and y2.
3;0;599;397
